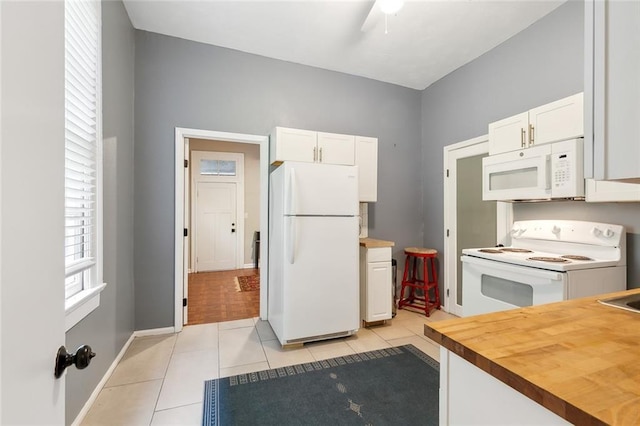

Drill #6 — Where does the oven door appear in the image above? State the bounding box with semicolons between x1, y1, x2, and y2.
461;255;566;317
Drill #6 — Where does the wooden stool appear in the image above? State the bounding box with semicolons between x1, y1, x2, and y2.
398;247;440;317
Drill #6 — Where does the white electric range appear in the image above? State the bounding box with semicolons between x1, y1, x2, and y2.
461;220;626;317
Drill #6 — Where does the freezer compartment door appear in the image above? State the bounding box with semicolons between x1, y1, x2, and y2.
283;161;358;216
283;216;359;341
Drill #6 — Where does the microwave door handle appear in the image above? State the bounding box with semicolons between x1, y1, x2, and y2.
544;155;551;190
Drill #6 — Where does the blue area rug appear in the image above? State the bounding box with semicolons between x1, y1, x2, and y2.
202;344;439;425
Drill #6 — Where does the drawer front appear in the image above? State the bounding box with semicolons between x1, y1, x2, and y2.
367;247;391;263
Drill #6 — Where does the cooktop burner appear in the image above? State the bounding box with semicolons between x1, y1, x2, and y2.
479;249;503;253
528;256;570;263
500;248;534;253
560;255;594;261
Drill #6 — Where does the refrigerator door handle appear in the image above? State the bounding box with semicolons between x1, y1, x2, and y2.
287;217;296;264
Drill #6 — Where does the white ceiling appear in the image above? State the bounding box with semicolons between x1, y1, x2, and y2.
123;0;566;90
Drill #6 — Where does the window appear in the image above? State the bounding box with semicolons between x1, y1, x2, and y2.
64;0;105;330
200;159;237;176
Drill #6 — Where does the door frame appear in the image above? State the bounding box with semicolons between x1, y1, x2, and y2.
190;151;245;272
442;134;513;315
174;127;269;332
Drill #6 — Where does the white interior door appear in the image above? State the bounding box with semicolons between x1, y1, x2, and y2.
443;136;512;316
195;182;237;271
2;1;66;422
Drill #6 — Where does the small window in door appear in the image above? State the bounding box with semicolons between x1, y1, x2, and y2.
200;159;236;176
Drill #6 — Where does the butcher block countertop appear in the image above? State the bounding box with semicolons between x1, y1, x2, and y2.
424;288;640;425
359;238;395;248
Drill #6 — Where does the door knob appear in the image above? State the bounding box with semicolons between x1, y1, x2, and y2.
54;344;96;378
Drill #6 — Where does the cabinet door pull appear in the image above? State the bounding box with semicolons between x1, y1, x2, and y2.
521;128;526;148
529;124;535;145
313;146;317;162
319;147;323;162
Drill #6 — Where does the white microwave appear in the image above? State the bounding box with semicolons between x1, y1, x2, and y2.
482;138;584;201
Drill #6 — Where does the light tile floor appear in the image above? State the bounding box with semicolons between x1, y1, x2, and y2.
81;308;456;425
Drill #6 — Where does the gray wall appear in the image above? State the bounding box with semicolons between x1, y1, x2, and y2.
134;32;422;329
65;1;136;423
420;0;585;285
420;0;640;291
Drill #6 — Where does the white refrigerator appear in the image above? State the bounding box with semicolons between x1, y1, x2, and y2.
268;161;360;346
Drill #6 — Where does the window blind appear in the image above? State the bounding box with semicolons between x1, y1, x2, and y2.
65;0;100;298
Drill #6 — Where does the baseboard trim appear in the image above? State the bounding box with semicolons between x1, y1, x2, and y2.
133;326;176;337
70;333;136;426
70;326;177;426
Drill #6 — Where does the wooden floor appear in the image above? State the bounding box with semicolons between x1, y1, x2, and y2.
187;269;260;325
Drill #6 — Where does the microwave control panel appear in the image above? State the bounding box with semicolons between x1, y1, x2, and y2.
552;152;572;186
550;139;584;197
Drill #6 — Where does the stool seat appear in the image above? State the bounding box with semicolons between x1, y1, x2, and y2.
404;247;437;256
398;247;440;317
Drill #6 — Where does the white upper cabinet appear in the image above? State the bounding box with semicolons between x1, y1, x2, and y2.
270;127;355;166
488;112;529;155
270;127;317;164
585;0;640;183
488;93;584;156
355;136;378;202
529;93;584;145
270;127;378;201
586;179;640;202
316;132;355;166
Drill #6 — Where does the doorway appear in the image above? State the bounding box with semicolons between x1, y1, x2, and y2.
443;135;512;316
174;128;269;333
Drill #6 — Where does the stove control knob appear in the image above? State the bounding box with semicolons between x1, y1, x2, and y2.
511;227;525;237
603;228;615;238
552;226;561;235
591;227;602;237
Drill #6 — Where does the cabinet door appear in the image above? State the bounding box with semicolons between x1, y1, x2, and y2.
529;93;584;146
317;132;355;165
488;112;529;155
355;136;378;202
585;179;640;202
270;127;317;165
587;0;640;181
365;261;392;322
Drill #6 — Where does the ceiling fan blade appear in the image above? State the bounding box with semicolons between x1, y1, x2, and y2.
360;0;382;32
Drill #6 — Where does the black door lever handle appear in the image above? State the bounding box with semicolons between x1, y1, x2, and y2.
54;345;96;378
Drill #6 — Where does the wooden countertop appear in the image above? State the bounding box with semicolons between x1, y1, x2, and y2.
424;289;640;425
359;238;395;248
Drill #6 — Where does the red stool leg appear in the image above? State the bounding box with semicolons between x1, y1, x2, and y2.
409;255;417;301
431;257;440;309
399;254;411;308
422;255;429;316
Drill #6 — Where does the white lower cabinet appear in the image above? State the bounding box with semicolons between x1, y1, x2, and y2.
440;348;570;425
359;246;392;323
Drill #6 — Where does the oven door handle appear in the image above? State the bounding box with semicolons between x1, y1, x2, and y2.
461;256;563;281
